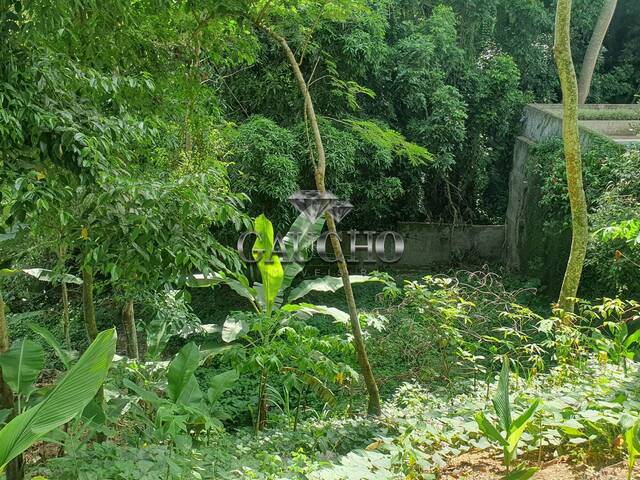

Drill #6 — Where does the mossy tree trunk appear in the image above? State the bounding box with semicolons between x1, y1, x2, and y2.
80;266;106;442
263;26;381;416
578;0;618;104
82;267;98;342
0;292;24;480
58;245;71;349
554;0;589;313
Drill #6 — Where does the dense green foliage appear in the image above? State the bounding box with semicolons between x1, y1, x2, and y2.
529;140;640;295
1;0;640;479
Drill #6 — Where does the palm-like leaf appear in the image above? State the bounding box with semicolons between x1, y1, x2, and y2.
507;399;541;455
0;329;116;470
493;359;512;433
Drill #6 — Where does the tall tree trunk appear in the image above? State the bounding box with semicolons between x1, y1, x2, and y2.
61;281;71;350
122;300;139;359
578;0;618;104
554;0;589;313
58;244;71;349
80;267;106;442
264;27;381;415
82;268;98;341
0;292;24;480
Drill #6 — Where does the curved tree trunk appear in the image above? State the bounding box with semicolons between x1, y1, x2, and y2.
264;26;381;415
578;0;618;104
122;300;139;359
554;0;589;313
0;292;24;480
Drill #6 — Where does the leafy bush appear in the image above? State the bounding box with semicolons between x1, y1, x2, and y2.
530;139;639;295
368;272;546;393
227;116;301;230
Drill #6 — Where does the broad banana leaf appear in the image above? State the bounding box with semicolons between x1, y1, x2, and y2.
167;342;201;403
0;268;82;285
0;328;116;471
287;275;381;303
252;214;283;316
281;303;350;324
207;369;239;404
0;339;45;397
221;316;249;343
281;214;325;292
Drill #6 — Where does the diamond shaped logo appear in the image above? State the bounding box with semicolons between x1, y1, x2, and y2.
327;200;353;223
288;190;337;222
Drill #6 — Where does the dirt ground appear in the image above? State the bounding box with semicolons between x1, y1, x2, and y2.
439;450;636;479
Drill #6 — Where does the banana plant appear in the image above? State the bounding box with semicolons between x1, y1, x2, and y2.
190;213;377;431
475;358;540;479
625;419;640;480
0;328;116;472
122;341;238;444
190;212;381;330
0;338;45;413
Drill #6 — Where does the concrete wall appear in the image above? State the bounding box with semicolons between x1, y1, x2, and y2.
394;223;505;269
505;103;638;291
307;223;505;274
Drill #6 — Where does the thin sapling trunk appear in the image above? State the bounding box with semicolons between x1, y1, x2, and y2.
264;26;382;415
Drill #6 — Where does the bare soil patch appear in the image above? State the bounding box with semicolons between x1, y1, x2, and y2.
439;450;635;479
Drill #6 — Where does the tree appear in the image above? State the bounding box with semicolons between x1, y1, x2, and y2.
554;0;589;312
578;0;618;104
244;0;383;415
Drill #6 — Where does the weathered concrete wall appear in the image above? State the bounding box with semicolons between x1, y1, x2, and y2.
395;223;504;269
505;103;638;291
504;136;534;270
306;223;505;274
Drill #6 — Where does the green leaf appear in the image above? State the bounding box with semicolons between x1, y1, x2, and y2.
167;343;200;403
281;214;325;291
221;316;249;343
0;339;45;397
475;411;507;446
207;369;239;404
287;275;381;303
0;329;116;470
493;358;512;433
281;303;350;324
122;379;162;405
505;465;539;480
507;399;540;455
0;410;11;425
283;368;336;406
624;329;640;349
21;268;82;285
252;214;283;316
176;375;203;406
27;322;75;369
